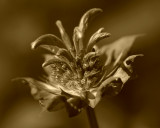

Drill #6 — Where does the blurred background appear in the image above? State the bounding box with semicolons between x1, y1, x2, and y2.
0;0;160;128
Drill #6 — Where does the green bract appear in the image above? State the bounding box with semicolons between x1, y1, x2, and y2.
15;8;143;117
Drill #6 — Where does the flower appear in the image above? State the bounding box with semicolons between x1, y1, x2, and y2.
14;8;143;117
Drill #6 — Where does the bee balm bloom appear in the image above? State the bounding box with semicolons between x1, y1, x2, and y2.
15;8;143;117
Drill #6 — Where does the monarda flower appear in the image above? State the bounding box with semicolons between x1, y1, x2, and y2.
14;8;143;117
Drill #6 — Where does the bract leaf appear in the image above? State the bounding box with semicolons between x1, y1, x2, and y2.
99;34;144;66
12;78;64;111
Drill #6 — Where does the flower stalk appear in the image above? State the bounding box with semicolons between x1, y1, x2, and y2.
86;106;99;128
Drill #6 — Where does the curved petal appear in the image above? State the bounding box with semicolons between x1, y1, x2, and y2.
73;8;102;55
31;34;65;49
79;8;102;32
87;28;110;52
42;55;76;75
39;45;59;54
56;20;75;57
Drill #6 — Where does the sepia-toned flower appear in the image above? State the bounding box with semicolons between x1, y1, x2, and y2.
14;8;143;117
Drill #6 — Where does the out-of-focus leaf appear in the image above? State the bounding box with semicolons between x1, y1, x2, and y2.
13;77;61;96
99;34;144;66
13;78;65;111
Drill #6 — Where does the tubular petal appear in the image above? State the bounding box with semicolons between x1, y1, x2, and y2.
79;8;102;33
31;34;64;49
56;20;75;57
87;28;110;52
73;8;103;56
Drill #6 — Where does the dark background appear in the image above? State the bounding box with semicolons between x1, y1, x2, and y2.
0;0;160;128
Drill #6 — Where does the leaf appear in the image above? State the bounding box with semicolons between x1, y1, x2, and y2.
65;97;83;117
122;54;144;74
31;34;65;49
41;95;65;112
113;54;144;83
13;77;61;95
91;54;144;108
12;78;65;111
88;77;118;108
99;34;144;66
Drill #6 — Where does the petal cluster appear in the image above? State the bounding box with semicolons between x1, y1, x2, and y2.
14;8;143;117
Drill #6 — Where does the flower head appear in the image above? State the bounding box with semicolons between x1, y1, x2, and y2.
14;8;143;117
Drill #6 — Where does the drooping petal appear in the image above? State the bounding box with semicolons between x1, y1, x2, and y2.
40;47;73;64
36;45;72;61
13;77;61;95
12;78;65;111
31;34;65;50
42;55;76;75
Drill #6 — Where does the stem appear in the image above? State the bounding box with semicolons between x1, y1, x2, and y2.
86;106;99;128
